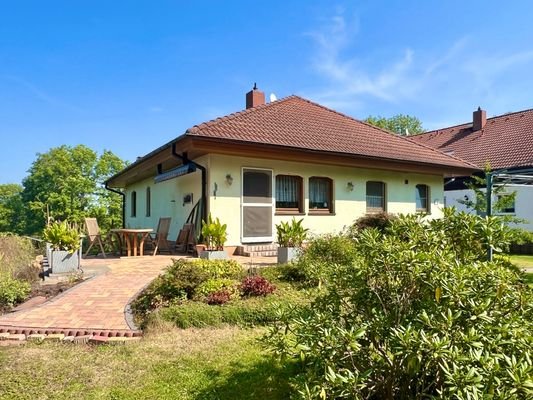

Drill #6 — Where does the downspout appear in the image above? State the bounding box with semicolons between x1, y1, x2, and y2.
171;143;207;226
105;183;126;228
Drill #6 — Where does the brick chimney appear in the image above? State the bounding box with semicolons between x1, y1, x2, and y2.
473;107;486;131
245;83;265;109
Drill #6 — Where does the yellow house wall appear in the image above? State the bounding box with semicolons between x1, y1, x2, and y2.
124;156;205;240
207;154;444;246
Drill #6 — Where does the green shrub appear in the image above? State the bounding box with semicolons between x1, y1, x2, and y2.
265;212;533;399
195;278;238;298
0;275;31;308
295;234;358;286
346;211;397;236
131;259;244;318
0;234;39;283
141;280;315;329
259;264;308;283
192;259;244;279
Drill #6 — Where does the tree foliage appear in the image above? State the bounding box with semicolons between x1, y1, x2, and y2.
5;145;128;235
458;166;518;219
0;184;24;233
365;114;425;135
265;210;533;399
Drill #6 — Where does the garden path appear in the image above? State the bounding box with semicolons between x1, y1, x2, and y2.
0;254;276;337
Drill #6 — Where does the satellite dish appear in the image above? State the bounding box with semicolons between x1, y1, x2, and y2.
269;93;277;102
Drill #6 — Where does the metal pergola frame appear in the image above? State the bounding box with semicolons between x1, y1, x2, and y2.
485;167;533;260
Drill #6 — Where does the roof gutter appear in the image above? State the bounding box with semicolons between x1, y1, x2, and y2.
104;183;126;229
171;143;207;226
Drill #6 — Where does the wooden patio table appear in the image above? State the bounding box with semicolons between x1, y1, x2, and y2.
110;228;153;257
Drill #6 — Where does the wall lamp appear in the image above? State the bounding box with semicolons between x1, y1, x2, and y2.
346;181;354;192
225;174;233;186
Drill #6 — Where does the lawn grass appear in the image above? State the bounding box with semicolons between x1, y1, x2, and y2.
509;254;533;268
0;326;295;400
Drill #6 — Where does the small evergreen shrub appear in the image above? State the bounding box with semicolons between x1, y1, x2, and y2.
0;276;30;308
240;276;275;297
265;211;533;399
259;264;307;283
295;234;358;286
193;259;244;279
196;278;238;299
347;211;397;235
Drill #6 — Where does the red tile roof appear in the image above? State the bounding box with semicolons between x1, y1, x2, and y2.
411;108;533;169
186;96;474;170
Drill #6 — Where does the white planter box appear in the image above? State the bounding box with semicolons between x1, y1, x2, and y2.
277;247;299;264
199;250;228;260
48;240;82;273
50;250;80;273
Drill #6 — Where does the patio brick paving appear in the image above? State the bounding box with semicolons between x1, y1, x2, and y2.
0;255;179;335
0;254;276;337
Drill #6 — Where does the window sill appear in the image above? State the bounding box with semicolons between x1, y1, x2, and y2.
365;209;385;214
308;211;336;216
275;211;306;216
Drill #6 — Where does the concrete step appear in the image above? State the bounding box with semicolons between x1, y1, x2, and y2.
237;243;278;257
242;251;278;257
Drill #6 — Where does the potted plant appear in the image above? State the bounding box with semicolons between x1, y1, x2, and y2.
199;214;228;260
43;221;82;273
276;218;309;264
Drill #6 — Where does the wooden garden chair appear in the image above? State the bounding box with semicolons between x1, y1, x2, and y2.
175;223;195;253
84;218;109;258
147;217;172;255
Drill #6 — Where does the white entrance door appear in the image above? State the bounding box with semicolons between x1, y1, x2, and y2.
241;168;273;243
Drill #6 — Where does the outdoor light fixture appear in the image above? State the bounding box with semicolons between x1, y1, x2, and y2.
346;181;354;191
225;174;233;186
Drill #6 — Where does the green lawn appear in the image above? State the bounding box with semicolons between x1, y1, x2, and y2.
0;326;295;400
509;254;533;268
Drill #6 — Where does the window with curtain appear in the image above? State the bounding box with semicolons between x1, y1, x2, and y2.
131;191;137;217
366;181;385;212
415;184;430;212
309;177;333;213
146;187;151;217
275;175;303;213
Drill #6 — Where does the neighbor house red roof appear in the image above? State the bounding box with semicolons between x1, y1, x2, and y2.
411;108;533;170
186;95;474;170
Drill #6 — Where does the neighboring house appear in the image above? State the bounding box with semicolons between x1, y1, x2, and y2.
106;86;476;254
412;107;533;231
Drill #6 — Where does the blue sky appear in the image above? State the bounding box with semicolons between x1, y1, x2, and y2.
2;1;533;184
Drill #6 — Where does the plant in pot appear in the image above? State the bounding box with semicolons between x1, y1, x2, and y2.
199;214;228;260
276;218;309;264
43;221;82;273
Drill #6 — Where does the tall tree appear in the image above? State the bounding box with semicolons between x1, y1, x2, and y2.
21;145;127;234
0;184;24;233
365;114;425;135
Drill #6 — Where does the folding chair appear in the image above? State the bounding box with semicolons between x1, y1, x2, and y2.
148;217;172;255
84;218;108;258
